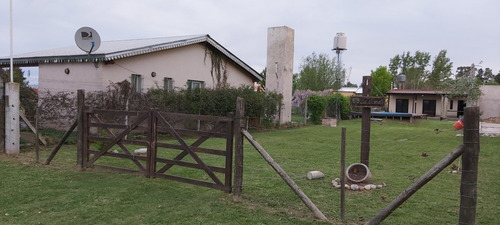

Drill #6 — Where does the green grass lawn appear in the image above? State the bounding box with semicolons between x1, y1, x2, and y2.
1;118;499;224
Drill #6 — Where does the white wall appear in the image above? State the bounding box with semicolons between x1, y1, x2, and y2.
38;44;255;94
479;85;500;120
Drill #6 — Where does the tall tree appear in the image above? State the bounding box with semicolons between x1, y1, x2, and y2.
371;66;392;96
296;52;344;91
389;51;435;89
476;67;495;84
427;50;453;88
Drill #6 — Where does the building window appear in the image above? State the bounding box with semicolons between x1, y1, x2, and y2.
131;74;142;93
164;77;174;92
449;100;453;110
187;80;204;90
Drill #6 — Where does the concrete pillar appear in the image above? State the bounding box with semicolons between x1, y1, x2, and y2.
5;82;19;155
266;26;294;124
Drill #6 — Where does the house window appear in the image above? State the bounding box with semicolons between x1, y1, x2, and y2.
449;100;453;110
164;77;174;92
131;74;142;93
187;80;204;90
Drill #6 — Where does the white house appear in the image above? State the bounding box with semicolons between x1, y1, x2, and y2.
0;35;262;94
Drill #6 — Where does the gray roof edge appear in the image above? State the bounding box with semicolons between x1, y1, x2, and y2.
104;35;208;61
0;55;106;66
206;36;262;81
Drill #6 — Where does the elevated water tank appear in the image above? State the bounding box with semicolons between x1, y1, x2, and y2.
398;73;406;82
333;33;347;50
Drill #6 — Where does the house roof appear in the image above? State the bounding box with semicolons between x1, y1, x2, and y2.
387;89;447;95
338;87;363;94
0;34;262;81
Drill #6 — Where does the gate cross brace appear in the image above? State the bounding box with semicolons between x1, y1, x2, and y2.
155;112;223;186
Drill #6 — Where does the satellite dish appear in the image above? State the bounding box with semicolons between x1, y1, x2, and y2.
75;27;101;54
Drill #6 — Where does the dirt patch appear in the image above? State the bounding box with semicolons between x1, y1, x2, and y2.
482;117;500;124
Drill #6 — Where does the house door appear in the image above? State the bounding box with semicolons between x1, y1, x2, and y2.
422;99;436;117
457;100;466;117
395;99;409;113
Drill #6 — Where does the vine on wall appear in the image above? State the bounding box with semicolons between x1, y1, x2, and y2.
204;46;228;88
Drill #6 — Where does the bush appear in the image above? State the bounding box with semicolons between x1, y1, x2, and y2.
326;93;351;120
39;81;283;128
307;95;327;124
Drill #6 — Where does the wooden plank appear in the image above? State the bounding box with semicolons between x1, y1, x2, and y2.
77;89;85;169
233;97;244;201
19;110;47;146
155;112;223;186
340;127;346;221
242;130;328;222
92;164;145;175
367;145;465;225
459;107;480;225
360;76;372;167
44;120;77;165
155;157;226;173
87;111;150;165
159;112;232;122
224;112;234;192
88;113;146;171
154;173;229;192
91;109;145;117
350;96;385;108
88;150;148;163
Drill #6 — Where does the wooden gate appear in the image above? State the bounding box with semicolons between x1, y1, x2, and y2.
82;109;234;192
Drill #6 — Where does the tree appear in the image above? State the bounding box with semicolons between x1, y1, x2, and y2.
443;64;482;106
1;67;38;121
296;52;344;91
428;50;453;88
389;50;456;89
344;81;358;88
388;51;431;89
495;71;500;84
476;67;495;84
258;68;266;88
371;66;392;96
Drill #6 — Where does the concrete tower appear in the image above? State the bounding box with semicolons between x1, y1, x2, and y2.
266;26;294;124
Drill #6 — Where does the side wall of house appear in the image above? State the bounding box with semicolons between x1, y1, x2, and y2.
388;94;443;116
479;85;500;121
39;62;104;94
38;44;254;94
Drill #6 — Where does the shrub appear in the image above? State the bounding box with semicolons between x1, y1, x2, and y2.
326;93;351;120
307;95;327;124
38;81;283;129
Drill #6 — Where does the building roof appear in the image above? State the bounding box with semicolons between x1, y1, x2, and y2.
0;34;262;81
338;87;363;94
387;89;447;95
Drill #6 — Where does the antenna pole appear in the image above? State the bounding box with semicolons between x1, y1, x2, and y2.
10;0;14;82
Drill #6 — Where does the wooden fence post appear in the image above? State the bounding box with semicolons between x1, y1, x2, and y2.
76;89;85;169
233;97;245;202
147;110;158;178
459;106;480;225
340;127;346;221
225;112;235;192
360;76;372;167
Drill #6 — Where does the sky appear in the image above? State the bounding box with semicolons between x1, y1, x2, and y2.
1;0;499;87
